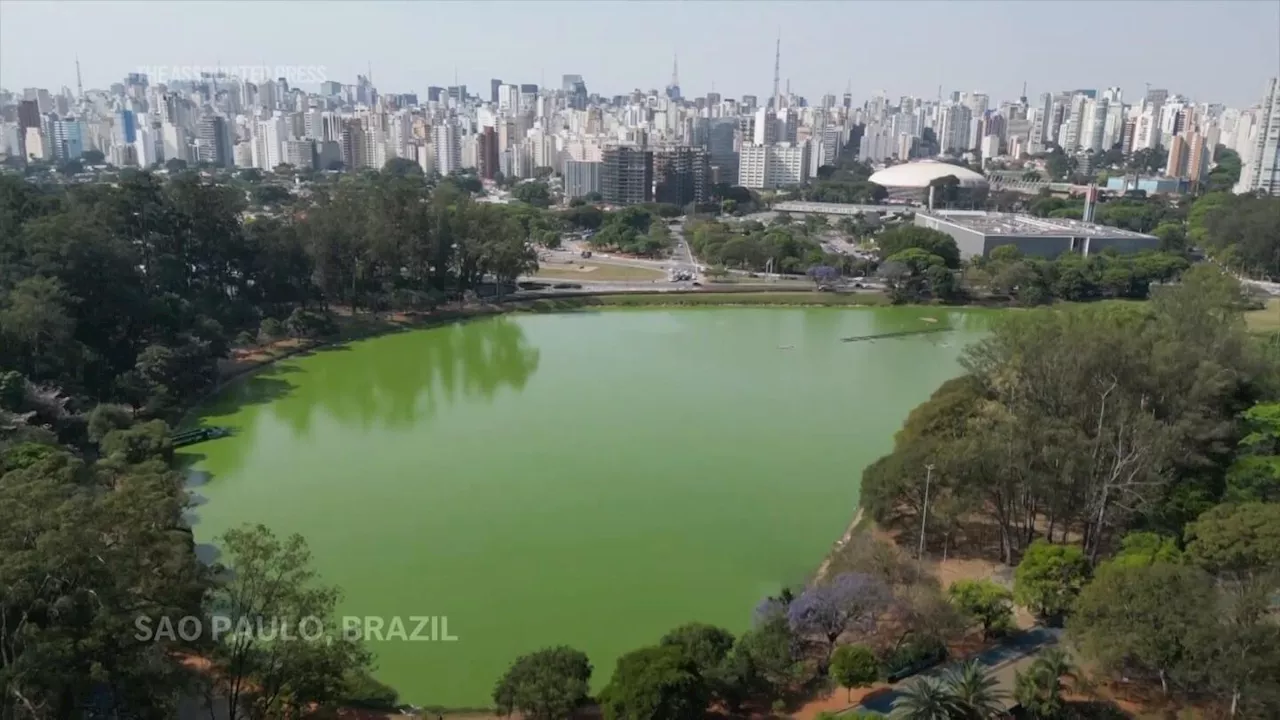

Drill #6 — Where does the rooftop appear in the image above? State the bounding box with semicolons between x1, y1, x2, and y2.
921;210;1157;240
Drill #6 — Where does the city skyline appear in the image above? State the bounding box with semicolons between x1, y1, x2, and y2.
1;0;1277;107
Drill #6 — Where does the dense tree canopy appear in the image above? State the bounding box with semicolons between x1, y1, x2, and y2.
0;170;540;418
686;218;838;274
1189;192;1280;278
492;646;592;720
599;645;709;720
862;267;1268;564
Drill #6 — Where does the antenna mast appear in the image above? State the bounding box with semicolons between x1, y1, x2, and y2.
671;53;679;89
771;33;781;110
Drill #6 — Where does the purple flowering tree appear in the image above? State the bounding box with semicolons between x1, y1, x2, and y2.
806;265;840;287
787;572;892;658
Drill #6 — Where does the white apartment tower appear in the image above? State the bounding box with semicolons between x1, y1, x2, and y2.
736;142;810;189
1240;77;1280;195
432;119;461;175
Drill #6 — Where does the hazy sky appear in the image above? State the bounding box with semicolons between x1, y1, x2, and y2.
2;0;1277;107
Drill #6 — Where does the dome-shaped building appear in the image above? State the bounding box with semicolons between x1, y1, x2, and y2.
869;161;988;202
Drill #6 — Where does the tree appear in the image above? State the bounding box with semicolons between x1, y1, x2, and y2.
1013;541;1089;624
787;572;892;660
86;402;135;444
250;183;292;207
807;265;840;287
948;580;1014;640
1068;562;1216;695
735;607;804;697
0;275;78;381
944;659;1008;718
100;419;173;464
1184;502;1280;578
877;226;961;269
1013;648;1073;720
164;158;188;173
0;445;207;716
1103;531;1182;569
660;623;735;675
492;646;592;720
1205;148;1242;193
512;182;552;208
599;645;709;720
382;157;422;177
204;524;374;720
830;644;879;701
1224;403;1280;503
891;676;960;720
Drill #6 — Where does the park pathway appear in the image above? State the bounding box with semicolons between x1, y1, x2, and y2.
854;627;1063;716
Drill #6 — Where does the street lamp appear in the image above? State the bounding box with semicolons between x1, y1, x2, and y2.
917;463;934;560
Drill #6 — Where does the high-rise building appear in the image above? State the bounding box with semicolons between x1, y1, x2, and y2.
1185;132;1209;186
24;127;49;162
736;142;810;189
116;109;137;144
339;119;365;170
565;76;588;111
498;84;519;112
490;78;503;104
1166;134;1188;178
478;126;500;180
1240;77;1280;195
937;104;972;154
600;145;653;205
252;115;285;170
706;118;739;184
433;120;461;175
196;115;232;167
563;159;602;198
283;139;316;170
17;100;40;129
752;106;777;145
653;147;710;206
51;117;86;161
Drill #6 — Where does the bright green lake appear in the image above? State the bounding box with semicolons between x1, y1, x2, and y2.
187;307;987;707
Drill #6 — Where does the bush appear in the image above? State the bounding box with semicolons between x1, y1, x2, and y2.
284;308;338;339
259;317;285;342
233;330;257;347
86;403;135;444
881;636;948;681
949;579;1015;640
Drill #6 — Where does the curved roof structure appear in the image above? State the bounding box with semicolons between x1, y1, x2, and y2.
868;161;988;189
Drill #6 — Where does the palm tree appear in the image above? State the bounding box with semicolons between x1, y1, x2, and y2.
892;661;1010;720
1014;649;1074;719
891;677;961;720
945;659;1009;719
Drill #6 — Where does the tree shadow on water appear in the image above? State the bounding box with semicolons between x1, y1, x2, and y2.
269;315;544;435
196;374;298;420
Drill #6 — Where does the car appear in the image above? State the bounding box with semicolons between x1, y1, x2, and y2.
691;281;702;287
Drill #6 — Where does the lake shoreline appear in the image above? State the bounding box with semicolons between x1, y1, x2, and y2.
186;296;981;712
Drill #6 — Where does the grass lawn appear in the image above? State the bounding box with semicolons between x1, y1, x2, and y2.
1245;298;1280;333
534;263;665;282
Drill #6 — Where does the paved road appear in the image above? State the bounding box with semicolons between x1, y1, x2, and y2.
856;627;1063;716
670;223;697;273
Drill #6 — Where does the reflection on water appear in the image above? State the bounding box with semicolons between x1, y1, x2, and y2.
195;316;540;471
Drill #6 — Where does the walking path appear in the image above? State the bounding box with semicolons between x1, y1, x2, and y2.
854;627;1062;716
